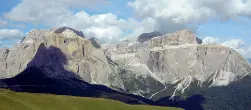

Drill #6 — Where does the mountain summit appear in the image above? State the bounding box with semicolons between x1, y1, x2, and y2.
137;31;162;43
54;27;85;38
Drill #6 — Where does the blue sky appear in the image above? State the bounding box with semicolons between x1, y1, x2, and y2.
0;0;251;58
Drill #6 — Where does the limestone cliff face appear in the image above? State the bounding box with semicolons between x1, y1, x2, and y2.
140;45;250;86
148;29;200;48
104;29;251;99
0;27;116;87
0;48;9;77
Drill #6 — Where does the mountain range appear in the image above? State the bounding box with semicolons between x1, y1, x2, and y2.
0;27;250;110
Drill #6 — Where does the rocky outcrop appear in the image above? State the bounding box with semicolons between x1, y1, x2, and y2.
148;29;199;48
0;48;9;78
140;45;250;86
0;27;119;88
104;29;251;99
138;31;162;43
89;37;101;48
196;37;203;44
54;27;85;38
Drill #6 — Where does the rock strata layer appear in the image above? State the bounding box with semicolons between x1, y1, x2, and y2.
103;29;251;99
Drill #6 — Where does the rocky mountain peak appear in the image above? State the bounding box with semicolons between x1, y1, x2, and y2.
19;27;87;47
89;37;101;48
137;31;162;43
196;37;203;44
54;27;85;38
0;27;113;86
148;29;202;48
20;28;55;44
178;29;202;44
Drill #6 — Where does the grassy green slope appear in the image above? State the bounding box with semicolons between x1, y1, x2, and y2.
0;89;182;110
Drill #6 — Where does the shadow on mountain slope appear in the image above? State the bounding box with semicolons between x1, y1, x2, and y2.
0;44;155;105
0;44;209;110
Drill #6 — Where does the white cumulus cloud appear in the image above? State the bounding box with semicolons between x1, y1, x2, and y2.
0;29;24;40
57;11;155;42
0;29;24;47
202;36;251;58
4;1;155;43
84;26;123;40
4;0;108;25
128;0;251;34
4;0;251;44
202;36;219;44
221;39;247;56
